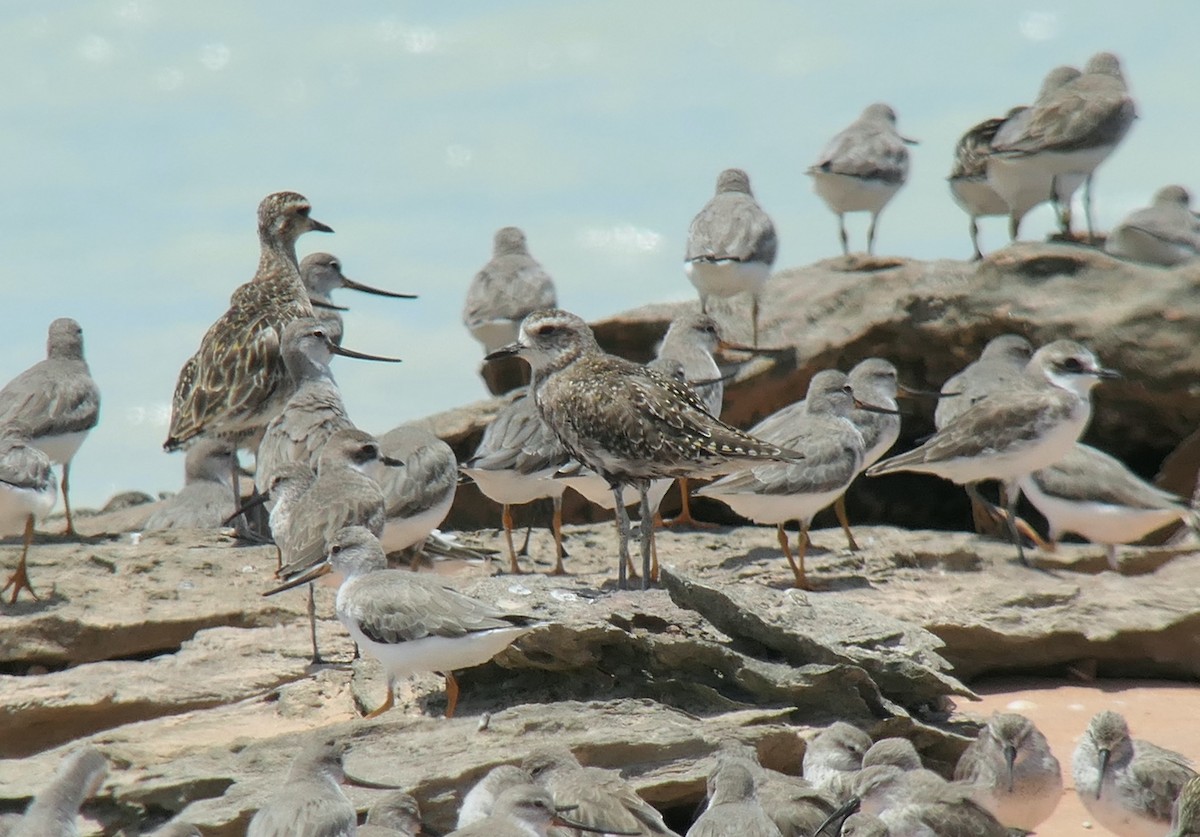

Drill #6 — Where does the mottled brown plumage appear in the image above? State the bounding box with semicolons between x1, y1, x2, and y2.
488;309;802;587
165;191;331;452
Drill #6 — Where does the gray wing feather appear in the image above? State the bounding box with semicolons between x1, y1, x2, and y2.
812;126;909;183
0;359;100;437
686;194;778;265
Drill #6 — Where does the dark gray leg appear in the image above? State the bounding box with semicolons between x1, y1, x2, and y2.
838;213;849;255
1003;479;1027;566
637;482;652;590
308;582;323;665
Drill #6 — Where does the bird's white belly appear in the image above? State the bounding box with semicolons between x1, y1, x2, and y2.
0;483;57;534
810;171;901;214
986;155;1055;216
701;486;845;527
345;620;533;676
950;177;1009;217
1081;781;1168;837
32;431;89;465
1043;144;1114;180
684;259;770;300
560;474;670;512
922;407;1087;485
463;467;563;505
1019;479;1185;545
1107;227;1197;266
381;490;456;552
469;319;521;354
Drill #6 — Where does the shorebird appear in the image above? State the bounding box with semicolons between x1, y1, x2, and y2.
143;439;238;531
457;765;536;829
1169;775;1200;837
838;764;1009;837
487;309;804;589
684;168;778;345
377;423;458;558
948;113;1018;259
272;526;539;717
522;747;681;836
463;226;557;356
461;390;569;574
985;65;1081;241
802;722;872;804
867;340;1119;564
696;371;876;589
255;318;400;497
689;760;782;837
934;335;1046;544
246;738;358;837
704;750;835;837
447;783;616;837
1106;185;1200;266
266;428;402;664
861;739;923;772
7;746;108;837
834;358;905;551
953;712;1063;832
1073;710;1196;837
359;791;422;837
0;318;99;537
990;53;1137;241
299;252;416;347
165;191;331;465
0;423;58;603
1020;442;1195;568
650;312;734;528
807;104;916;256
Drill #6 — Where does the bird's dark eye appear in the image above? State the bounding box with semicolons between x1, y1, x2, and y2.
298;205;311;217
331;544;342;555
1062;356;1084;373
313;329;326;339
842;384;854;394
330;261;340;271
534;324;558;337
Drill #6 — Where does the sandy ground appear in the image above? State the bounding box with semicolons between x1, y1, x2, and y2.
960;677;1200;835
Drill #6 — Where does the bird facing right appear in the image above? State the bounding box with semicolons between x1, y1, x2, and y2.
1073;710;1196;837
867;340;1119;565
1105;185;1200;267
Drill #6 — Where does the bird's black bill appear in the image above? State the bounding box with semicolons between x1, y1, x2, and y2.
343;769;406;790
901;136;920;145
327;343;403;363
1096;367;1121;380
853;397;901;415
380;455;405;467
223;492;270;526
1096;748;1110;798
342;276;418;299
310;299;350;312
813;795;861;836
1004;743;1017;793
898;383;958;399
485;343;521;361
262;561;332;596
309;219;334;233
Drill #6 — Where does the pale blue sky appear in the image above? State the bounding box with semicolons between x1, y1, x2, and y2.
2;1;1194;507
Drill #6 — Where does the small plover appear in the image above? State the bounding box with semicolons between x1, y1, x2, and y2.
953;712;1063;831
1105;185;1200;267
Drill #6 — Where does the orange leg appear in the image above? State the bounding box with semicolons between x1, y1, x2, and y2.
364;677;396;719
663;479;716;529
2;515;39;604
834;495;859;551
61;462;77;537
443;671;460;718
548;495;567;575
502;504;523;574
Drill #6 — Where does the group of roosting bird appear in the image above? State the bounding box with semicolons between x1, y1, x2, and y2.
1;45;1198;836
7;708;1199;835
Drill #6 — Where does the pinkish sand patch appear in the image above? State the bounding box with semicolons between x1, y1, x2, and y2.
957;677;1200;836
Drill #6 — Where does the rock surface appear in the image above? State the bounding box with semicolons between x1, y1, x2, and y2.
1;518;1196;834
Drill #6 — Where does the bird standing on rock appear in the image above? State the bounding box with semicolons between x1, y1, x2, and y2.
487;309;804;589
269;526;540;718
0;317;100;538
684;168;778;346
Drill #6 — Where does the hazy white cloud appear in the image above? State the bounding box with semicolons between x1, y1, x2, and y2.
200;42;230;71
1019;11;1059;41
374;17;439;54
445;144;473;168
78;33;115;63
577;224;664;256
